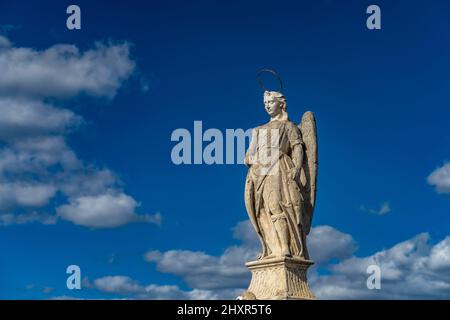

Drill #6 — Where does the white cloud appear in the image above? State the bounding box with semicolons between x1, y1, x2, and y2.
0;182;57;209
0;136;80;181
308;225;357;264
89;275;239;300
428;163;450;194
0;212;57;226
232;220;260;248
0;41;135;99
93;276;144;294
145;248;252;291
360;202;391;215
58;168;117;198
428;236;450;272
144;221;355;293
0;35;153;228
57;192;161;228
141;220;450;300
310;233;450;299
0;98;81;141
143;220;264;291
77;219;450;299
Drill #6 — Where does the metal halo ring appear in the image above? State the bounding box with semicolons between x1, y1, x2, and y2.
256;68;283;92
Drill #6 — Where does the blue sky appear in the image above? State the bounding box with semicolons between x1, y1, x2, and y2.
0;0;450;299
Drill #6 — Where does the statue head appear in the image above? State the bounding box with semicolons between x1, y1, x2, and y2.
264;91;287;117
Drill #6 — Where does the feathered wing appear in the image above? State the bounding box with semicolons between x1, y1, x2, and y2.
298;111;318;235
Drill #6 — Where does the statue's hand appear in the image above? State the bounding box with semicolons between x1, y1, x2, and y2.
244;154;254;168
244;155;250;167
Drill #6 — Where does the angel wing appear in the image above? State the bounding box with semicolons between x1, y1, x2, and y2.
298;111;318;235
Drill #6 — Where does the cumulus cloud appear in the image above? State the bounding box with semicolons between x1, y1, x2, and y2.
145;249;252;291
143;220;263;291
0;182;56;209
143;221;357;295
89;275;240;300
93;276;144;294
232;220;260;248
0;98;82;141
0;41;135;99
57;192;161;228
141;220;450;300
0;35;153;228
0;212;57;226
428;237;450;272
310;233;450;299
78;219;450;299
428;163;450;194
58;168;117;198
308;225;358;264
0;136;79;178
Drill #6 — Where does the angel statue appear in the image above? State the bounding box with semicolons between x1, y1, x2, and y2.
244;70;318;261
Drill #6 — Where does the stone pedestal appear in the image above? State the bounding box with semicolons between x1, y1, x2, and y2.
245;256;315;300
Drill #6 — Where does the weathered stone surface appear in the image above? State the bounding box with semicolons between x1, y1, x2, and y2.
246;257;315;300
242;88;318;300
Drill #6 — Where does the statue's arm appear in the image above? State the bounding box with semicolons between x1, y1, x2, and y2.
245;128;258;167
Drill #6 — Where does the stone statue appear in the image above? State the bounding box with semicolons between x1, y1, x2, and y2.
244;91;317;260
242;70;318;299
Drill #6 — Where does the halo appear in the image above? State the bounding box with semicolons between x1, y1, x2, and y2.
256;68;283;93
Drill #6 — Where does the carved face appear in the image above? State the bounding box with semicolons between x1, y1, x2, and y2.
264;94;282;117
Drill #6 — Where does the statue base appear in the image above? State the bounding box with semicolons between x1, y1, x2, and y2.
244;256;316;300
